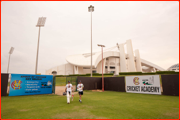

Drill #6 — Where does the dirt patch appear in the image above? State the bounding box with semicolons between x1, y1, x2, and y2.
19;109;29;112
52;109;106;119
82;105;94;109
92;89;103;92
164;112;179;117
55;86;66;95
55;86;78;96
72;105;93;110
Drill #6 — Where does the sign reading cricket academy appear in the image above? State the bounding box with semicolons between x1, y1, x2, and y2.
9;74;53;96
125;75;161;95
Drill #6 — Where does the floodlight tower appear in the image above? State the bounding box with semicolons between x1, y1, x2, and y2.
97;44;105;91
7;47;14;73
35;17;46;74
88;5;94;77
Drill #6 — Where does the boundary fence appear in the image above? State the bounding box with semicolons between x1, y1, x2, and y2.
1;73;9;96
161;74;179;96
2;73;179;96
104;77;125;92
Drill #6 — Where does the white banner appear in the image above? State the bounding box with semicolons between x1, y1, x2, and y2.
125;75;161;95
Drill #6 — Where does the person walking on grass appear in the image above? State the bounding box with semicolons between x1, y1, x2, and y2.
77;80;84;103
65;81;73;104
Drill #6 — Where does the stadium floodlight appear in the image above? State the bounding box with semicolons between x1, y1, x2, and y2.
35;17;46;74
97;44;105;91
88;5;94;12
88;5;94;77
7;47;14;73
36;17;46;27
98;44;105;47
9;47;14;54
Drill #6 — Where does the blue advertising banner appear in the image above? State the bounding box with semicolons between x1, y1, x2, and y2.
9;74;53;96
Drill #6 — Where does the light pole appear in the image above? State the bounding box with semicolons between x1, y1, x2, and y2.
7;47;14;73
88;5;94;77
98;44;105;91
35;17;46;74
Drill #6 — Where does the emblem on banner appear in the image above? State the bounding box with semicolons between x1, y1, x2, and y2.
47;81;52;86
133;77;140;85
142;76;154;85
11;80;22;89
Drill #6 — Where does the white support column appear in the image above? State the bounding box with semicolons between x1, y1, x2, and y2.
107;57;110;73
151;67;156;72
115;58;120;75
134;49;142;72
150;67;155;72
115;58;117;74
154;68;156;72
74;66;79;74
126;39;136;72
119;44;127;72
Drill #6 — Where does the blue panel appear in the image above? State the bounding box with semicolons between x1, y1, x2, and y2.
9;74;53;96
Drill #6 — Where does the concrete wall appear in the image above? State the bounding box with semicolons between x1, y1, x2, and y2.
96;57;120;74
83;69;90;74
65;64;74;75
96;59;106;74
108;57;116;73
45;63;73;75
135;49;142;72
78;66;84;74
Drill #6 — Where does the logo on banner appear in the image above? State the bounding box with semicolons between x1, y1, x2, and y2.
133;77;140;85
142;76;154;85
41;83;47;86
11;80;22;90
47;81;52;86
41;81;52;87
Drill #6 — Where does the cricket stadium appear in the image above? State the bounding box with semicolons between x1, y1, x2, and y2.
46;39;165;75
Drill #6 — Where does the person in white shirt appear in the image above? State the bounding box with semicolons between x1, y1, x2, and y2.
77;80;84;103
65;81;73;104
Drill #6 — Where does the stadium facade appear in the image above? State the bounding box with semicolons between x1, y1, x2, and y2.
46;39;165;75
167;63;179;72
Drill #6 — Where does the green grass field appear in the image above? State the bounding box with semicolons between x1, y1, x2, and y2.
55;77;67;86
1;91;179;119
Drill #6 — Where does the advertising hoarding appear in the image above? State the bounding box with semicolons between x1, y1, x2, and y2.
9;74;53;96
126;75;161;95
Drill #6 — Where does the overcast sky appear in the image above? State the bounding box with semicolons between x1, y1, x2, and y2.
1;1;179;74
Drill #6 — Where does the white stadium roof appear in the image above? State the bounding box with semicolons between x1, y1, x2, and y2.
66;48;165;71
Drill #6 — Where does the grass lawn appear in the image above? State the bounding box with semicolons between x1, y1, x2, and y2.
1;91;179;119
55;77;66;86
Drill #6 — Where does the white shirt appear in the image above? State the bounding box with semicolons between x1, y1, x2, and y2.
77;84;84;92
66;84;73;92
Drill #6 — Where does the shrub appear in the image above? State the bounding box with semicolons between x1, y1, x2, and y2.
119;71;179;75
156;71;179;74
156;71;175;73
119;72;143;75
103;73;114;75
